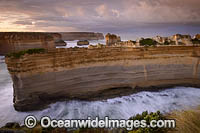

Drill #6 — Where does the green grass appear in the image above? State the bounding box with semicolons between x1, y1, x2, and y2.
6;48;46;58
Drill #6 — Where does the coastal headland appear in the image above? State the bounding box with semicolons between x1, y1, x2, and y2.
5;45;200;111
0;32;104;55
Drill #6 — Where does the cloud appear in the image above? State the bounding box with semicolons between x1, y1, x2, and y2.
0;0;199;33
111;9;120;18
96;4;108;17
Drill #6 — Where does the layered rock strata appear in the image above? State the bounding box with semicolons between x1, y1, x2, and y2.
0;32;55;55
77;40;89;46
48;33;66;46
151;34;193;46
5;46;200;111
106;33;121;46
169;34;192;45
195;34;200;40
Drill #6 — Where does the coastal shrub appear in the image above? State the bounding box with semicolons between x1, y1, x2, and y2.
139;38;157;46
192;38;200;44
128;111;168;133
164;40;170;45
171;41;176;45
6;48;45;58
130;40;136;44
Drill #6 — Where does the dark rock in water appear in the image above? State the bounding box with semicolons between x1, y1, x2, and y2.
4;123;20;129
146;94;152;98
55;40;67;46
48;33;67;46
160;94;168;97
77;40;89;46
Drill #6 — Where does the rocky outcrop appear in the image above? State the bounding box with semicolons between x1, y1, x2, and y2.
114;40;137;47
48;33;66;46
59;32;104;41
152;36;169;44
194;34;200;40
0;32;55;55
5;46;200;111
77;40;89;46
169;34;192;45
151;34;196;46
55;40;67;46
105;33;121;46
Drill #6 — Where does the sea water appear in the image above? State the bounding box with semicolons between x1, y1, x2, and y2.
1;56;200;127
56;40;106;48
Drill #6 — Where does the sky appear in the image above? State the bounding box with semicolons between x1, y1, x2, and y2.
0;0;200;39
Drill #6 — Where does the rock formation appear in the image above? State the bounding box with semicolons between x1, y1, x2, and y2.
152;36;169;44
77;40;89;46
0;32;55;55
194;34;200;40
59;32;104;41
5;46;200;111
105;33;121;46
114;40;136;47
169;34;192;45
48;33;66;46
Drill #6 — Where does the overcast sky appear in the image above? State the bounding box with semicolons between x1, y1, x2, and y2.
0;0;200;39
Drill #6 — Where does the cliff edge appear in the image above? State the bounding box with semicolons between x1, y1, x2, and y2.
0;32;55;55
5;46;200;111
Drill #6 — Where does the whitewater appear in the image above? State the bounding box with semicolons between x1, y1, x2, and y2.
1;54;200;127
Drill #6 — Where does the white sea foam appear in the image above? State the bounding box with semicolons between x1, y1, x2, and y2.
0;59;200;127
56;40;106;48
0;56;5;63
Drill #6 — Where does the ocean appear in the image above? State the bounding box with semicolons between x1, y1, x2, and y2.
56;40;106;48
1;56;200;127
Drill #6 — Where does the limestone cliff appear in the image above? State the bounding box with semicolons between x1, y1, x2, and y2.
195;34;200;40
59;32;104;41
48;33;66;46
105;33;121;46
0;32;55;55
5;46;200;111
169;34;192;45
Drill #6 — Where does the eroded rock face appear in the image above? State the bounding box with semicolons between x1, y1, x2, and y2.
0;32;55;55
77;40;89;46
114;40;136;47
5;46;200;111
170;34;192;45
195;34;200;40
152;36;169;44
48;33;66;46
105;33;121;46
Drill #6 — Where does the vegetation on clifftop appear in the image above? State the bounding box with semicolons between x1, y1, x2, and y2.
192;38;200;44
128;111;168;133
6;48;46;58
139;38;157;46
0;111;172;133
2;107;200;133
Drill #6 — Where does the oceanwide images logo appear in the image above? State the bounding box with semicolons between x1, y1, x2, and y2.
24;115;176;130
